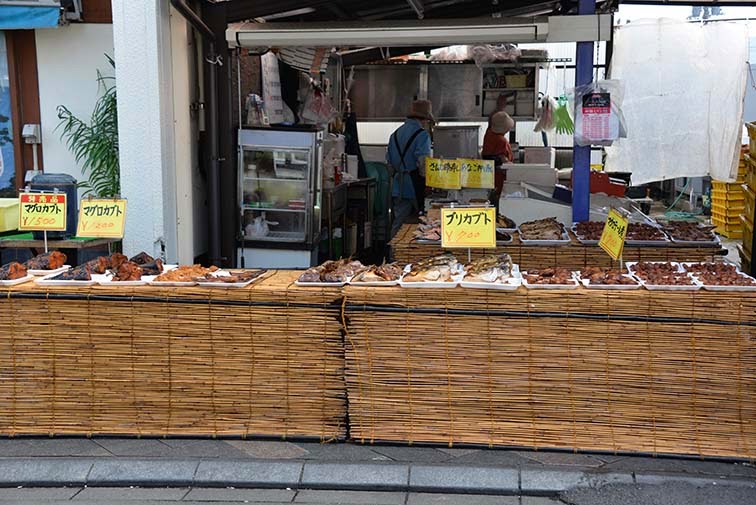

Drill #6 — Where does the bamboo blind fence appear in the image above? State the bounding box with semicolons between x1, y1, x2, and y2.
343;285;756;459
390;224;724;270
1;270;755;459
0;271;346;439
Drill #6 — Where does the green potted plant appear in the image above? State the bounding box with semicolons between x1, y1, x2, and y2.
56;55;119;197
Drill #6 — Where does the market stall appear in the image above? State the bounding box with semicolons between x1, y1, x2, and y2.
391;223;726;270
0;270;345;439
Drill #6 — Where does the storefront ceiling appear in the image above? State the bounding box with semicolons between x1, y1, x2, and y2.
212;0;616;23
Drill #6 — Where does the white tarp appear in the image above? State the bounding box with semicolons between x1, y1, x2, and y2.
605;18;748;185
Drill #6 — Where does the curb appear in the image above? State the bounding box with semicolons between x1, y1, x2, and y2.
0;458;753;495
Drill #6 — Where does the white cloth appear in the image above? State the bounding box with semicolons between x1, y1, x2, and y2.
605;18;748;184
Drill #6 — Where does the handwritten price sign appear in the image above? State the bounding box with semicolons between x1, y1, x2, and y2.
441;207;496;248
599;208;629;260
18;193;67;231
77;199;127;238
426;158;461;190
460;159;495;189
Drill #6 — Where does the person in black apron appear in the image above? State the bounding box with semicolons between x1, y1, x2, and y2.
386;100;434;237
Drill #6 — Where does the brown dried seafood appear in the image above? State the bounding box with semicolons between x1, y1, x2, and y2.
298;259;366;283
463;254;514;283
519;217;564;241
663;221;716;242
402;254;458;283
581;267;637;285
351;263;403;283
524;267;574;285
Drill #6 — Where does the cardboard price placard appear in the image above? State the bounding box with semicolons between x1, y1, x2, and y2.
426;158;461;190
460;159;495;189
599;208;629;260
18;193;67;231
441;207;496;248
77;199;127;238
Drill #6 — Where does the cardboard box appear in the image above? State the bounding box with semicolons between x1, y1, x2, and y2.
523;147;556;167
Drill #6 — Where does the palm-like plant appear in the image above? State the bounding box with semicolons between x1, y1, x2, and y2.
57;55;119;197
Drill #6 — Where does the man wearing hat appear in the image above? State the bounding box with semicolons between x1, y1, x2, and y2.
482;110;515;213
386;100;434;237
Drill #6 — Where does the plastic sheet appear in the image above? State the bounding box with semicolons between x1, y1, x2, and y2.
605;18;748;185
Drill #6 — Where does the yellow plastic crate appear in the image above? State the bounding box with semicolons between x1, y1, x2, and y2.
712;180;744;192
711;208;740;227
747;121;756;140
0;198;19;233
711;202;744;216
716;225;743;239
743;184;755;224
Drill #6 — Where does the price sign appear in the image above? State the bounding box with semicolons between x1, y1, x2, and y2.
426;158;461;190
18;193;66;231
460;159;495;189
77;199;127;238
599;208;629;260
441;207;496;248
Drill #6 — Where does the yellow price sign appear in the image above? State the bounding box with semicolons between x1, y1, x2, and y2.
598;208;629;260
426;157;461;190
441;207;496;248
77;199;127;238
18;192;67;231
460;159;495;189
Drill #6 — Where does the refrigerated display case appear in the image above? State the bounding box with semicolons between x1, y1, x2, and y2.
237;126;324;268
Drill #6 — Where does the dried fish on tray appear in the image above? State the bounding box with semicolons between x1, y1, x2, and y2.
572;221;604;245
522;268;579;289
579;267;640;290
682;262;756;291
195;269;270;288
37;265;96;286
519;217;571;245
460;254;521;290
399;253;461;288
350;263;403;286
296;259;367;286
627;261;700;291
24;251;69;276
662;221;719;245
412;215;442;243
625;223;669;245
0;262;33;286
496;214;517;231
149;265;219;286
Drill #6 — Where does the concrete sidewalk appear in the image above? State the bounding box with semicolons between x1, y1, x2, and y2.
0;438;753;497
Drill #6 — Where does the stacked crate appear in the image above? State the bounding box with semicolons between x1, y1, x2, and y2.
740;127;756;272
711;148;747;239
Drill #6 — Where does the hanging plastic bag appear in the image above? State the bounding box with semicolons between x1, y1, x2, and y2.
572;79;627;147
534;95;556;133
300;79;338;126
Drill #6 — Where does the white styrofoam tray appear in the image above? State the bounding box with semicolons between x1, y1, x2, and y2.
522;271;579;289
28;265;71;277
35;272;96;287
579;277;641;290
0;274;35;287
518;230;572;246
196;270;271;288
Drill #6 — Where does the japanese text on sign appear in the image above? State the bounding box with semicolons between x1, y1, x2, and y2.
598;208;628;260
18;193;67;231
441;207;496;248
77;199;127;238
460;159;495;189
426;158;461;190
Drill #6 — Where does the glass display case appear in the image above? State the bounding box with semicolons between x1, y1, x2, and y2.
238;127;324;267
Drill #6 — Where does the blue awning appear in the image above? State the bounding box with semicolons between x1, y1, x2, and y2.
0;5;60;30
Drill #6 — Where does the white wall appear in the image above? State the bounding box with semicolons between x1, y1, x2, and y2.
35;24;114;192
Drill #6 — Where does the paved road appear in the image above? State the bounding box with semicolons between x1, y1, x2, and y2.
0;488;559;504
1;484;755;505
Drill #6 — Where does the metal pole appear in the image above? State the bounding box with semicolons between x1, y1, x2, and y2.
207;41;222;266
571;0;596;223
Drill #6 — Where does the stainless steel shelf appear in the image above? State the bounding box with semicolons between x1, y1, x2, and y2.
243;206;307;213
243;177;307;182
